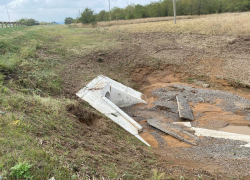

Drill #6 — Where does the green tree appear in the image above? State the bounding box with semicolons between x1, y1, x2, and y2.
112;7;125;20
97;10;108;21
79;8;96;24
18;18;38;26
80;0;250;23
64;17;74;24
124;5;135;19
134;4;147;18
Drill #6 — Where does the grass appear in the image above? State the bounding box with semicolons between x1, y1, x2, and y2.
74;15;195;28
100;12;250;37
0;25;164;180
1;12;248;179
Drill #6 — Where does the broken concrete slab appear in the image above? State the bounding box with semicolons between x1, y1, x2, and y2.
76;75;150;146
242;143;250;148
147;119;200;146
173;122;192;128
176;95;194;121
193;127;250;143
179;123;250;148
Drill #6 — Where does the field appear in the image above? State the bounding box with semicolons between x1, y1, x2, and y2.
1;12;250;179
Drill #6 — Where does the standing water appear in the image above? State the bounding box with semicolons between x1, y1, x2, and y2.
218;125;250;136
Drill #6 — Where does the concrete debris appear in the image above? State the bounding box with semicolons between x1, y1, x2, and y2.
242;143;250;147
179;123;250;148
173;122;192;128
76;75;149;146
203;84;210;88
147;119;200;146
176;95;194;121
193;127;250;144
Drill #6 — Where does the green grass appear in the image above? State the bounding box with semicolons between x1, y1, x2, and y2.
0;25;163;179
0;24;220;179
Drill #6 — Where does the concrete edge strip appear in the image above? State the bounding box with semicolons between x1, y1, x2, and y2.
192;127;250;142
102;96;143;131
175;122;250;147
76;76;104;98
102;97;149;146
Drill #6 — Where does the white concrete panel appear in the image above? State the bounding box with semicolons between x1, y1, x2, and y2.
173;122;192;128
103;97;142;131
177;122;250;148
135;135;151;146
76;75;104;98
105;76;144;101
192;127;250;142
110;86;146;107
101;82;111;97
90;78;108;91
106;114;138;135
76;75;149;146
242;143;250;147
83;92;117;115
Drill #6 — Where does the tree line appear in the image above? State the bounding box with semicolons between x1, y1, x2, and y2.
67;0;250;24
18;18;58;26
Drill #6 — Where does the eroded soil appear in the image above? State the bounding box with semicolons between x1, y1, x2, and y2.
61;31;250;179
121;69;250;178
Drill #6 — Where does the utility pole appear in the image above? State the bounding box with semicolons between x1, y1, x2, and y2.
6;4;11;22
109;0;111;21
77;9;81;18
173;0;176;24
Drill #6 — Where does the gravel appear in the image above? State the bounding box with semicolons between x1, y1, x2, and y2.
152;85;250;119
175;137;250;176
122;85;250;177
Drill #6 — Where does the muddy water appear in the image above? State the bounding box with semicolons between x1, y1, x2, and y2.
218;125;250;136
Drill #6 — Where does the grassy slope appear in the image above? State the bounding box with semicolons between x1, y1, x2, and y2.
0;26;164;180
1;12;249;179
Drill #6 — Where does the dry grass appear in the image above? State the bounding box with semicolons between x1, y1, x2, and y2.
73;15;196;28
106;12;250;37
71;12;250;37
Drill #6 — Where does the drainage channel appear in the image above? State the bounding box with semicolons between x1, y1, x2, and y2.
77;76;250;149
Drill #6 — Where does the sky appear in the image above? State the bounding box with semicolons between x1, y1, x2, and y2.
0;0;154;22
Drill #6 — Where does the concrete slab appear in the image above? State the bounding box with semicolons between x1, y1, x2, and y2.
242;143;250;148
176;95;194;121
147;119;200;146
179;123;250;148
192;127;250;142
173;122;192;128
76;75;149;146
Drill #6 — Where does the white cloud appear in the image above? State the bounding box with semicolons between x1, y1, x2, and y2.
0;0;154;22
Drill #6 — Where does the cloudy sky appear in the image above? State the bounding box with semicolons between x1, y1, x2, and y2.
0;0;154;22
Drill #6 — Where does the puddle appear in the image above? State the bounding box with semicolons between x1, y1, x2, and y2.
218;125;250;136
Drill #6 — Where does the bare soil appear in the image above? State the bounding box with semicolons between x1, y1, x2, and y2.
61;31;250;179
122;69;250;179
